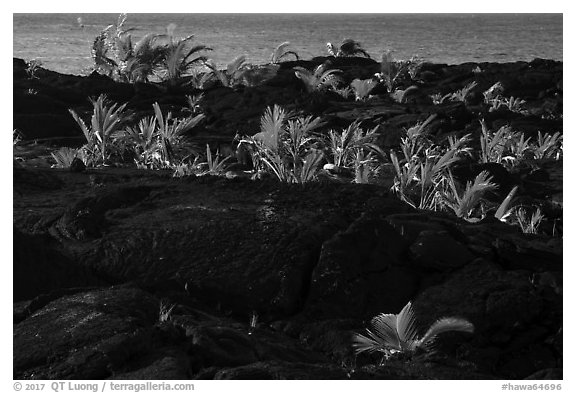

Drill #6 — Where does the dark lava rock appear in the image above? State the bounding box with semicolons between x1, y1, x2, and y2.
305;213;417;319
13;285;160;379
13;227;103;301
409;230;475;271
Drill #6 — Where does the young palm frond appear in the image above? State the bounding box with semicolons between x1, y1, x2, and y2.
416;317;475;349
443;170;498;220
353;301;473;360
294;63;343;93
495;185;518;222
350;78;378;101
271;41;299;63
51;147;80;169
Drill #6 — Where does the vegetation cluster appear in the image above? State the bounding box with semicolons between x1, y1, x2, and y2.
17;14;562;367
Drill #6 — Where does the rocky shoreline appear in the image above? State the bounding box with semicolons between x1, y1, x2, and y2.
13;56;562;380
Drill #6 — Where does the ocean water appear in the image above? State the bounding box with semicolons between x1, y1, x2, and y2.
13;13;563;76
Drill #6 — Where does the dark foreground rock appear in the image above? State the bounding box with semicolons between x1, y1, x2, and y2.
13;165;562;380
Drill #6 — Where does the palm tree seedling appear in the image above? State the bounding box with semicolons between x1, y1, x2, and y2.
270;42;299;63
202;144;231;175
114;116;161;168
515;207;545;234
239;105;324;184
293;62;343;93
69;94;130;166
483;81;504;103
13;129;23;146
159;300;176;323
350;78;378;101
92;14;168;83
353;301;474;364
449;81;478;103
161;24;212;86
503;96;526;113
153;102;205;165
326;38;371;58
534;131;562;160
25;59;43;80
376;51;418;93
186;93;205;115
248;311;259;335
479;120;519;165
430;92;452;105
205;56;252;88
51;147;82;169
442;170;498;221
326;122;383;169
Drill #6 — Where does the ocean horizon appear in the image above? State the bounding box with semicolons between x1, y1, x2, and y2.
13;13;563;76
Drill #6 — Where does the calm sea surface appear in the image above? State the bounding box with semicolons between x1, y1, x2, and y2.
13;13;563;75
